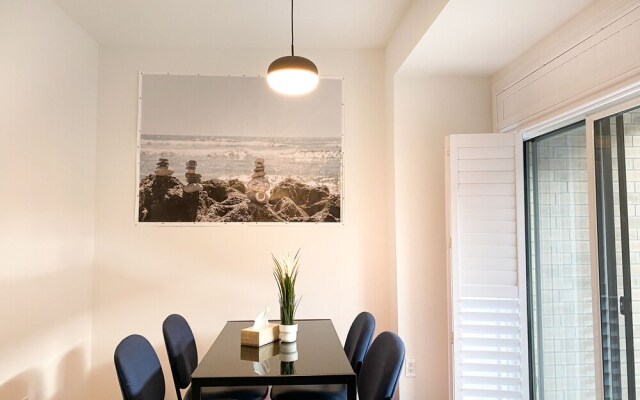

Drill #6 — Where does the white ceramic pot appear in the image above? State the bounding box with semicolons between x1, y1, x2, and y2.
279;323;298;342
280;351;298;362
279;341;298;361
280;341;297;353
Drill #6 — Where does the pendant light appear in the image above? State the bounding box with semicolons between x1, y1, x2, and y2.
267;0;319;96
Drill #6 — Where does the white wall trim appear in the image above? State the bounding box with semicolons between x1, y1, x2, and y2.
493;0;639;93
519;80;640;140
493;0;640;133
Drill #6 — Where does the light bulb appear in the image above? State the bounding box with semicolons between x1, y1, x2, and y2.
267;55;319;96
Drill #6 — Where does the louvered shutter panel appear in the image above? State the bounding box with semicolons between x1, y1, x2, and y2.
446;133;529;400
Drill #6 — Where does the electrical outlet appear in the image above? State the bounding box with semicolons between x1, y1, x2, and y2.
406;358;416;377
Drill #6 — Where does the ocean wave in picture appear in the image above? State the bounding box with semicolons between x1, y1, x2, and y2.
139;134;343;195
140;147;340;160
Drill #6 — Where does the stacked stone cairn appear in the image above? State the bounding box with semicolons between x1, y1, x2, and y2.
246;158;270;204
154;158;174;176
183;160;204;193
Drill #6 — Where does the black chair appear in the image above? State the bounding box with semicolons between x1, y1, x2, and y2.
357;332;405;400
114;334;165;400
270;312;376;400
162;314;269;400
344;311;376;375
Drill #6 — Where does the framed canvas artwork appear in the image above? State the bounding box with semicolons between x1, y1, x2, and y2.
136;73;343;224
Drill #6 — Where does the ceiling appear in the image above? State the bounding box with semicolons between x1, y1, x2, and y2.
53;0;596;75
400;0;595;76
53;0;413;49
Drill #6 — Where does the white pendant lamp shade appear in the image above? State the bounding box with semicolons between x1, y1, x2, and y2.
267;0;319;96
267;55;319;96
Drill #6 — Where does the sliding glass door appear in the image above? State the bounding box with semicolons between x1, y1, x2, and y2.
525;122;598;400
594;107;640;400
525;105;640;400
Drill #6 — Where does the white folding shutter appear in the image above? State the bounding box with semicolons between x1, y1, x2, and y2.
446;133;529;400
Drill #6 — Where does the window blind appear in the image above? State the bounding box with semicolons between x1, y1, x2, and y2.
446;133;529;400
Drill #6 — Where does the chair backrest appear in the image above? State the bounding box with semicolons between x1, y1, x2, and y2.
162;314;199;400
114;334;165;400
357;332;405;400
343;311;376;375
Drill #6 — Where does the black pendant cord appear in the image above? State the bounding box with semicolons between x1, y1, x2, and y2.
290;0;295;56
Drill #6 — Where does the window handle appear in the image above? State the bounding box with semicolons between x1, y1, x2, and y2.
620;296;626;316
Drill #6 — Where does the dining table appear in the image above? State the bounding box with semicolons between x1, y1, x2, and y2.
191;319;357;400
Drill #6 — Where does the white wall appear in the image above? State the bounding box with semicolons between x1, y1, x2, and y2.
384;0;450;338
0;0;98;399
393;74;493;400
385;0;449;76
90;46;394;399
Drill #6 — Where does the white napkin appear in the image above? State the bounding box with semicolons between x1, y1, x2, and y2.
253;360;271;375
253;307;271;329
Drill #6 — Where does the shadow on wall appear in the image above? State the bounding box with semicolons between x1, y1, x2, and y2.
0;346;88;400
0;369;40;399
51;348;89;400
86;256;268;399
0;265;92;359
0;263;92;399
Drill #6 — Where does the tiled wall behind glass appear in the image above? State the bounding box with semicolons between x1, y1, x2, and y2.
612;110;640;399
528;124;596;400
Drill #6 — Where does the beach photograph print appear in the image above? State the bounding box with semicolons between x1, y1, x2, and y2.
137;74;343;224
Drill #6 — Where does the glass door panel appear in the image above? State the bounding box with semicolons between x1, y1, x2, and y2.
525;122;597;400
595;106;640;400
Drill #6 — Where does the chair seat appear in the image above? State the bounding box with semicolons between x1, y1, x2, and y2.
270;384;347;400
185;385;269;400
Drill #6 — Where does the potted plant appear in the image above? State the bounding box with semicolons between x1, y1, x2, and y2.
272;250;301;342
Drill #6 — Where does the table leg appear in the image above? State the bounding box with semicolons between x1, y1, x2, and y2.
192;381;201;400
347;375;357;400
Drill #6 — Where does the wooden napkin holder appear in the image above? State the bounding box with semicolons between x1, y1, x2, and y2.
240;323;279;347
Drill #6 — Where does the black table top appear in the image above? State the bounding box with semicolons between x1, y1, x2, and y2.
192;319;355;384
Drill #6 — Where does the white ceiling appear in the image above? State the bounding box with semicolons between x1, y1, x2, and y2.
400;0;595;76
54;0;597;75
53;0;413;49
